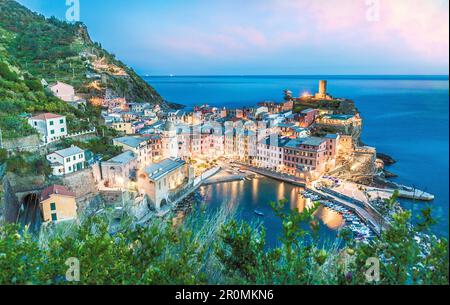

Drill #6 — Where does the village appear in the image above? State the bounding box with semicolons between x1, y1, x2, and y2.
1;79;434;241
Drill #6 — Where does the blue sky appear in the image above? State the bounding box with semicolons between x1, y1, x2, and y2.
17;0;450;75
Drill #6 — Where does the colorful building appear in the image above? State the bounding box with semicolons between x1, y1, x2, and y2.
40;185;77;223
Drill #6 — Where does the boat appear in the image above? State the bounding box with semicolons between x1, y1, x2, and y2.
254;209;264;217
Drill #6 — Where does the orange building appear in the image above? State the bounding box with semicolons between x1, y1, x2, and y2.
40;185;77;223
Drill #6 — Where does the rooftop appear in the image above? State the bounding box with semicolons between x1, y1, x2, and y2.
323;114;354;120
40;185;75;201
301;108;316;114
52;146;84;158
30;113;64;121
105;151;136;165
300;137;327;146
144;158;186;181
114;136;146;148
285;136;326;148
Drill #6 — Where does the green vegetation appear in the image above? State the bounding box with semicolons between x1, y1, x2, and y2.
0;0;167;140
62;135;122;161
294;98;357;115
1;151;51;177
0;196;447;285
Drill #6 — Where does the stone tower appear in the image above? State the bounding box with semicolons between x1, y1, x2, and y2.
162;121;178;159
315;80;328;99
319;80;327;96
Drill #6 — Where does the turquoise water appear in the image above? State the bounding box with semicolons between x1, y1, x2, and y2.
145;75;449;239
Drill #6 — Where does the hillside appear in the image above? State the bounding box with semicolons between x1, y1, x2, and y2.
0;0;174;139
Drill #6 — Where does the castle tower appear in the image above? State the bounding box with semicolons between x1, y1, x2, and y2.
315;80;328;99
319;80;327;96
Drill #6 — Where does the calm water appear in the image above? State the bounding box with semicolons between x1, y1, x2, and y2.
145;75;449;240
198;177;344;247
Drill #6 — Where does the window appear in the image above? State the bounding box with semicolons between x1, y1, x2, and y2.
49;120;54;126
51;213;57;221
66;158;70;162
50;130;55;135
34;122;37;126
50;202;56;211
61;128;65;133
60;119;64;124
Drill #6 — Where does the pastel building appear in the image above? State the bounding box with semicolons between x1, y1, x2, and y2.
46;146;85;176
139;158;188;210
256;135;290;171
112;122;134;135
48;81;76;102
48;81;85;108
113;136;153;167
28;113;68;144
40;185;77;223
283;137;328;178
100;151;138;189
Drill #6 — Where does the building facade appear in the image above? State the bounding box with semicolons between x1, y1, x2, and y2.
139;158;188;210
28;113;68;144
46;146;85;176
40;185;77;223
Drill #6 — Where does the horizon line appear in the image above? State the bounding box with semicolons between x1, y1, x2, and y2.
141;74;450;78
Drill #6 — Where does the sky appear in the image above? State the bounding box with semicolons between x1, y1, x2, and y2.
16;0;450;75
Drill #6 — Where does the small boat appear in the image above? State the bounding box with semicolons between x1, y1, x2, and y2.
254;209;265;217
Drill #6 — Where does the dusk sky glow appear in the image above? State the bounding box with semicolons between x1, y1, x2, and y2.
17;0;450;75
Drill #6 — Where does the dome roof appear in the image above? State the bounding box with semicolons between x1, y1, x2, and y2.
164;120;175;131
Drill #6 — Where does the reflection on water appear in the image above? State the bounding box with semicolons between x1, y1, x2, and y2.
314;206;344;230
198;177;344;246
296;193;344;230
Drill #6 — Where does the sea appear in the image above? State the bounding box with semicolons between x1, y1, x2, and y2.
144;75;449;245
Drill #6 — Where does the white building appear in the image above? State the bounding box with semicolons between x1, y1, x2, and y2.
46;146;85;176
161;121;178;159
28;113;68;144
256;135;290;171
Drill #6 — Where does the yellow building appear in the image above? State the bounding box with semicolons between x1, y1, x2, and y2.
40;185;77;223
112;122;134;135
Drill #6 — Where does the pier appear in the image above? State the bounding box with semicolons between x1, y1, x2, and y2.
306;186;387;236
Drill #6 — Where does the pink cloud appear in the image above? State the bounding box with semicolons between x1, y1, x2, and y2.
154;0;448;68
267;0;449;62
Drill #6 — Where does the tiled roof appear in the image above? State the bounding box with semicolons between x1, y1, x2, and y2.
40;185;75;201
30;113;64;120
